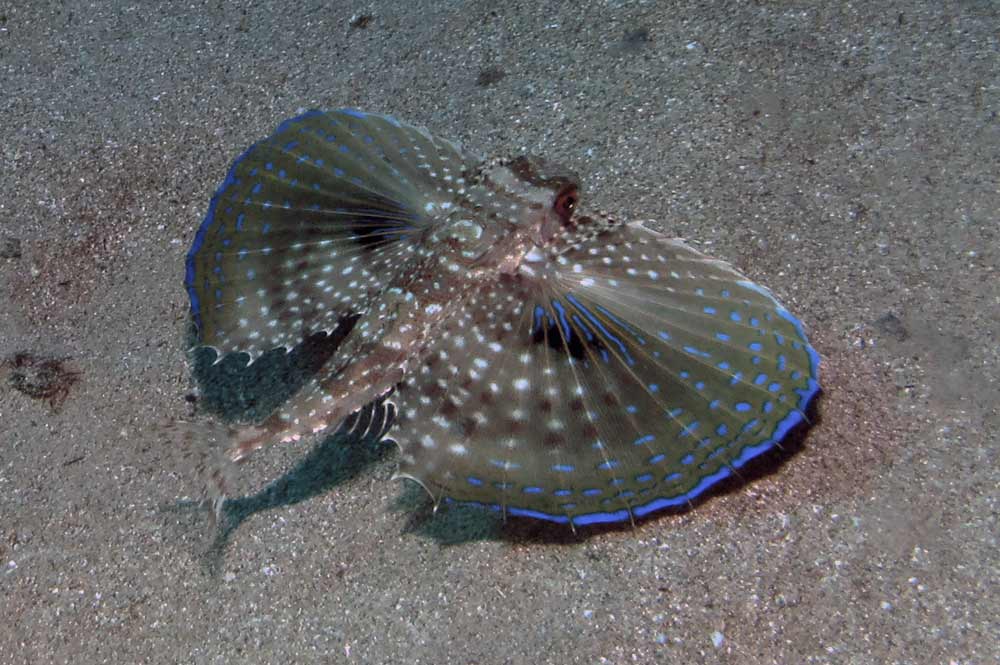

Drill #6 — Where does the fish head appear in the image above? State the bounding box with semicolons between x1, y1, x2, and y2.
483;155;582;245
441;155;584;273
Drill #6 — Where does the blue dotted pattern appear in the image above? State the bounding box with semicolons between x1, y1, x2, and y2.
185;110;331;333
442;283;821;527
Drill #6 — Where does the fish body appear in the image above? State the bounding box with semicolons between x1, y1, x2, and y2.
185;109;820;526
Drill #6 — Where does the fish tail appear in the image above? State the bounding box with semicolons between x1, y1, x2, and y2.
163;394;397;521
163;418;243;522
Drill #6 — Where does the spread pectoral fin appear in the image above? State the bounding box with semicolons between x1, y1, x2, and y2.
391;224;820;525
185;109;480;360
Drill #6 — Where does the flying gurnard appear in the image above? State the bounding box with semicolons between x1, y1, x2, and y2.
180;109;821;527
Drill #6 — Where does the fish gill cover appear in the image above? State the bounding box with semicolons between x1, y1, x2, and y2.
181;109;820;528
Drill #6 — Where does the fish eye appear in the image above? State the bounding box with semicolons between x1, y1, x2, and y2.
554;186;578;223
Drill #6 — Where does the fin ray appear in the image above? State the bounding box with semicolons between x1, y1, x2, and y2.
185;110;480;359
391;224;819;525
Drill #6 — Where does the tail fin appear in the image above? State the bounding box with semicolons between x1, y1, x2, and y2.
163;418;241;523
163;395;397;522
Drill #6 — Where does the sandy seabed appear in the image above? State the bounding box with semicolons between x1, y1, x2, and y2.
1;2;997;663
